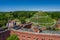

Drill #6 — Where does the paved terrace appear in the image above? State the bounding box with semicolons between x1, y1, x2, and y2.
11;27;60;36
0;27;60;36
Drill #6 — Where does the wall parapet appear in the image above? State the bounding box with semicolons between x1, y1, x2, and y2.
10;29;60;36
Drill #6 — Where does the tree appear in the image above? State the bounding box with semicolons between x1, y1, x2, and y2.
20;17;26;24
7;34;19;40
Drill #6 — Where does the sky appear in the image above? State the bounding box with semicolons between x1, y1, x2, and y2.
0;0;60;12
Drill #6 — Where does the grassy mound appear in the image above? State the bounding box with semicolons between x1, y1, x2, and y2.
29;12;56;27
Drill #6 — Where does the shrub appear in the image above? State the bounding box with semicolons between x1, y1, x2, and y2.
7;34;19;40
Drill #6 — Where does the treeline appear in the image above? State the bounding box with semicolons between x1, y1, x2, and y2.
0;11;37;28
0;11;60;28
46;12;60;20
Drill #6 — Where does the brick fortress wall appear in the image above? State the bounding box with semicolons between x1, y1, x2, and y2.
0;31;10;40
0;29;60;40
10;30;60;40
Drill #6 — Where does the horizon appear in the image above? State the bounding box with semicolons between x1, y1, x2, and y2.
0;10;60;12
0;0;60;12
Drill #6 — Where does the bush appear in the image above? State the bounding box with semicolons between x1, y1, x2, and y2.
55;28;60;31
7;34;19;40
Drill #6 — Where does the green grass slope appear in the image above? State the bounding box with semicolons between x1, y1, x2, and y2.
29;12;56;27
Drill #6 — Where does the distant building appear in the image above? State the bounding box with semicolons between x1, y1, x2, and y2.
6;20;16;29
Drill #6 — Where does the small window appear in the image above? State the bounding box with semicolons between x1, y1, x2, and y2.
22;35;26;40
22;35;25;37
36;38;38;40
22;39;25;40
27;37;31;38
49;39;53;40
27;37;31;40
42;38;45;40
33;38;38;40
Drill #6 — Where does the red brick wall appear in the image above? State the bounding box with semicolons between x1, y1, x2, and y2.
0;30;60;40
10;30;60;40
0;31;10;40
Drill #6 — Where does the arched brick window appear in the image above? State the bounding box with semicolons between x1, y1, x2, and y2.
22;35;26;40
42;38;45;40
49;39;53;40
27;37;31;40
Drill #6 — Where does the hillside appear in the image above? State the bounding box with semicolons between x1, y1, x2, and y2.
29;12;56;27
0;11;60;28
0;11;37;28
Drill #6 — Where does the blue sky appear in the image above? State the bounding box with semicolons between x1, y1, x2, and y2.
0;0;60;12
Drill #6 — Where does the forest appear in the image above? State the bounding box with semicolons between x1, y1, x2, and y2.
0;11;37;28
0;11;60;28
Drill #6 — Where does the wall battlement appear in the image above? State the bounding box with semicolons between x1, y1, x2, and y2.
10;29;60;40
